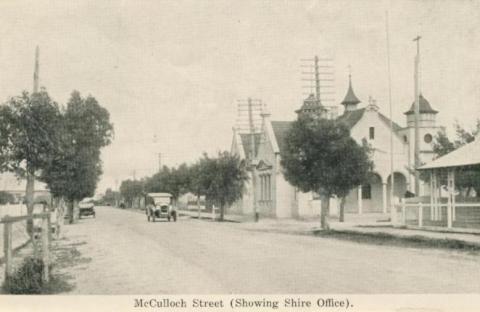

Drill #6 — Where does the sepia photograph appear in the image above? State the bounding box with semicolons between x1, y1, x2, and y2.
0;0;479;311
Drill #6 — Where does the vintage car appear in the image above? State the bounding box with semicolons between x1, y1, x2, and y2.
145;193;177;222
78;197;96;219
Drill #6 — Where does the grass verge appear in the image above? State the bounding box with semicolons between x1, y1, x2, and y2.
313;229;480;254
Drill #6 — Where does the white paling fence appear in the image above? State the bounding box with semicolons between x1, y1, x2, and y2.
0;204;28;218
395;199;480;230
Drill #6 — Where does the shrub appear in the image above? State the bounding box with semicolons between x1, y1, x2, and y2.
2;257;51;294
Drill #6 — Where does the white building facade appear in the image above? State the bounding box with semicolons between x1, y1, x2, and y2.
230;76;443;218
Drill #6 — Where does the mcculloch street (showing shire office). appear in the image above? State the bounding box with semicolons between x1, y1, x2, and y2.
133;297;352;309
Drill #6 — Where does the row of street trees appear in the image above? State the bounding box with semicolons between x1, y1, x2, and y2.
119;151;248;221
0;89;113;233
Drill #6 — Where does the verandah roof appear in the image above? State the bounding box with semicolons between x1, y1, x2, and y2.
419;138;480;170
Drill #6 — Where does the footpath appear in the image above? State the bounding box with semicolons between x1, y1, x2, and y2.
178;209;480;249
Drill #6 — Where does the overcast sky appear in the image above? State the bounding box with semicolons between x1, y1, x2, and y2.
0;0;479;193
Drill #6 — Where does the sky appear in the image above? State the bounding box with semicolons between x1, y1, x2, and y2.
0;0;479;193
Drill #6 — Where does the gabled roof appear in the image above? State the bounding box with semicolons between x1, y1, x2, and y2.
239;133;262;159
270;121;292;154
341;75;361;106
337;108;403;132
419;138;480;170
337;108;365;129
404;94;438;115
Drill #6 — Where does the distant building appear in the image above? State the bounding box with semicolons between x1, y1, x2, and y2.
0;172;50;203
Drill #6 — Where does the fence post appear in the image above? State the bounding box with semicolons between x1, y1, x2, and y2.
3;219;13;284
42;215;50;283
418;203;423;227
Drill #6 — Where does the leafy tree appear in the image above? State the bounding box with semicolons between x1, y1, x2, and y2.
40;91;113;222
119;179;145;207
432;119;480;197
201;151;248;221
188;155;212;214
281;116;372;228
0;89;61;234
144;164;190;205
102;188;119;206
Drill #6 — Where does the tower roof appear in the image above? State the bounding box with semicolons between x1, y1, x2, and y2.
295;93;325;115
341;75;361;106
404;94;438;115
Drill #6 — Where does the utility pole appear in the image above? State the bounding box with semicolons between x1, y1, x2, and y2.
300;56;336;118
247;98;258;222
27;46;40;232
413;35;421;195
33;46;39;93
385;11;396;224
236;98;262;221
158;153;162;172
314;55;321;104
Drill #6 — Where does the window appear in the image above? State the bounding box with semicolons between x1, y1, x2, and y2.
369;127;375;140
362;184;372;199
260;174;272;201
424;133;433;143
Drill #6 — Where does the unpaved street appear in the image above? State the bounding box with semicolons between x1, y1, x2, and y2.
57;206;480;294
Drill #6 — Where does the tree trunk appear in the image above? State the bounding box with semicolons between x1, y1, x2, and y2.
25;165;35;237
67;200;74;224
339;196;346;222
197;195;201;219
220;202;225;221
320;194;330;230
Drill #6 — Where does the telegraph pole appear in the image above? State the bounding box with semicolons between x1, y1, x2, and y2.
413;35;421;195
236;98;262;221
158;153;162;172
385;11;396;223
247;98;258;222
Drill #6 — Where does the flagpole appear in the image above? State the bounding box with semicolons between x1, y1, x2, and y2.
385;11;396;225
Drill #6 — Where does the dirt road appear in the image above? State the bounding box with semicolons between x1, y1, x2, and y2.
56;206;480;294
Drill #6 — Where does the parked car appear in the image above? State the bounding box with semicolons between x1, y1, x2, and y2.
145;193;177;222
79;197;96;219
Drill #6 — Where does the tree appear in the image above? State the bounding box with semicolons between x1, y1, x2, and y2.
0;89;62;234
144;164;190;205
40;91;113;222
281;116;372;228
432;119;480;197
119;179;145;207
201;151;248;221
188;155;212;216
102;188;119;206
